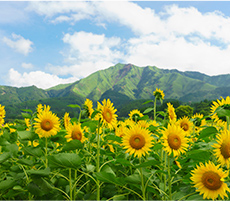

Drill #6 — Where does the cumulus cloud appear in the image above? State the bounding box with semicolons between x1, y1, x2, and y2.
24;1;230;79
3;33;33;55
47;31;123;78
8;68;77;89
21;62;33;69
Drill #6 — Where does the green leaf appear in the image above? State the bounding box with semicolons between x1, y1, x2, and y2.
21;112;32;119
143;108;154;114
0;152;11;163
135;160;159;168
27;168;50;177
48;153;81;169
21;109;33;113
0;178;15;191
0;136;10;146
61;140;83;152
187;193;203;200
101;165;116;177
18;130;35;140
22;147;43;157
142;100;154;105
115;158;132;166
125;174;141;184
94;172;124;186
153;143;163;151
199;126;217;139
17;159;34;166
5;144;18;156
68;104;81;109
187;149;210;161
104;135;121;143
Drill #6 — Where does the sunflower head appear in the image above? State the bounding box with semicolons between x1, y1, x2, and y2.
213;129;230;168
65;122;85;143
128;109;144;122
167;103;177;122
63;112;71;129
177;116;193;134
84;98;94;119
210;96;230;122
122;124;154;158
34;110;60;138
190;161;230;200
97;99;117;129
161;123;188;157
153;88;165;100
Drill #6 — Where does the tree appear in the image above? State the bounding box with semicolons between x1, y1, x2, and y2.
175;105;193;119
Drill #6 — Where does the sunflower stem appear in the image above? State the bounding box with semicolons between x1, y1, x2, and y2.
227;116;230;130
96;119;101;201
154;97;157;121
167;155;172;200
45;137;48;168
69;168;73;201
139;158;146;201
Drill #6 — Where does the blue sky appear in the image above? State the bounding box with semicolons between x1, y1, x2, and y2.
1;1;230;89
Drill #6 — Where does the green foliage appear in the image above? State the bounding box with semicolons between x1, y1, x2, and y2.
175;105;193;118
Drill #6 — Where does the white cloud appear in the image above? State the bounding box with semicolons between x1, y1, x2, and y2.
124;34;230;75
26;1;230;78
49;31;123;78
21;62;33;69
2;33;33;55
8;68;77;89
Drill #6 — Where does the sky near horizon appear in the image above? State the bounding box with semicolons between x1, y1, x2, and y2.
1;1;230;89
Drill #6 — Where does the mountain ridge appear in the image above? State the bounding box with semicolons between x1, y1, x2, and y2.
1;63;230;107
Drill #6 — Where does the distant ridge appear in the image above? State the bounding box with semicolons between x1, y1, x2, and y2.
1;63;230;107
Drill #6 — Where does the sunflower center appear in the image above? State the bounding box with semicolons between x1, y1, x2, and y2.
194;118;202;127
168;133;181;150
220;142;230;159
129;134;145;150
132;113;140;122
202;171;222;190
41;119;53;131
181;122;189;131
71;130;82;141
103;108;113;123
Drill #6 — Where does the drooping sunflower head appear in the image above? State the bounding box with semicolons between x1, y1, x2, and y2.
128;109;144;122
213;129;230;168
167;103;177;122
34;110;60;138
65;122;85;143
63;112;71;129
190;161;230;200
210;96;230;122
177;116;193;134
153;88;165;100
122;124;154;158
192;113;206;132
84;98;94;119
161;123;188;157
97;99;118;129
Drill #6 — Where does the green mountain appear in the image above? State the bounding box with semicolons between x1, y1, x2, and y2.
52;63;229;103
1;63;230;120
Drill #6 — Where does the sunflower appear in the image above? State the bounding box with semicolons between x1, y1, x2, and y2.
177;116;193;135
192;113;206;133
167;103;177;122
37;103;43;113
190;161;230;200
25;118;31;131
0;104;5;126
122;124;154;158
84;98;94;119
97;99;117;129
65;122;85;143
128;109;144;122
137;120;151;129
161;123;188;157
153;88;165;100
34;110;60;138
63;112;71;129
210;96;230;122
116;121;129;138
213;129;230;168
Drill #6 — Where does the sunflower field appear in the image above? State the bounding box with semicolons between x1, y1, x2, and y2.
0;88;230;200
